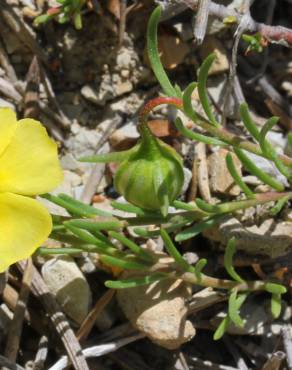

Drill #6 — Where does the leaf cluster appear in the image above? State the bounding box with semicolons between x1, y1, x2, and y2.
41;6;290;341
34;0;85;29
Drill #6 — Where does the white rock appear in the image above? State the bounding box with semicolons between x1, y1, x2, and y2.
117;276;195;349
182;167;192;194
81;85;103;106
116;48;132;69
42;256;91;324
245;151;289;187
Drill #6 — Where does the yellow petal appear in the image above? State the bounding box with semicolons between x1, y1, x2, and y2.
0;118;63;195
0;192;52;273
0;108;17;156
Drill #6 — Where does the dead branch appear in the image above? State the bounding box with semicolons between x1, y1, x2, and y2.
17;261;90;370
162;0;292;48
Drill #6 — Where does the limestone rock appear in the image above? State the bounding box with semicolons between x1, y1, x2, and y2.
42;256;91;324
204;216;292;258
208;148;242;196
117;277;195;349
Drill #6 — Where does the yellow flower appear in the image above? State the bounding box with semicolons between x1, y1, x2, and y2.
0;108;63;272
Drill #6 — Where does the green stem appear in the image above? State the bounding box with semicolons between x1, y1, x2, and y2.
181;272;267;292
139;97;292;166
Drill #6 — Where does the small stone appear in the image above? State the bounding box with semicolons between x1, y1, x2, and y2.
121;69;130;78
182;167;192;194
42;256;92;324
245;151;288;187
117;275;195;349
200;37;229;75
115;80;133;96
211;297;271;335
61;154;79;171
208;148;241;195
116;48;133;69
204;216;292;258
81;85;103;106
109;121;139;150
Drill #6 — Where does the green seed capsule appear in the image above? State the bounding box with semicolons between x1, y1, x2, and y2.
114;124;184;216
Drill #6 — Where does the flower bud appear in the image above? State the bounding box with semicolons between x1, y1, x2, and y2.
114;123;184;216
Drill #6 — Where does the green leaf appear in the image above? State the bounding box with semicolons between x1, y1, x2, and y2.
195;198;216;213
175;215;224;242
224;238;244;283
134;220;189;238
73;11;82;29
213;316;230;340
270;195;290;216
194;259;207;283
111;201;160;217
264;282;287;295
228;289;244;328
65;218;124;232
105;272;169;289
239;103;260;141
64;224;119;256
259;116;279;156
108;231;154;263
41;193;111;217
259;117;292;181
64;223;101;245
58;193;112;217
183;82;198;121
160;228;195;273
173;200;200;211
234;148;285;192
34;14;54;25
174;117;226;146
271;293;282;319
225;153;254;198
100;254;149;271
174;84;183;98
147;6;177;97
197;54;220;127
37;247;84;255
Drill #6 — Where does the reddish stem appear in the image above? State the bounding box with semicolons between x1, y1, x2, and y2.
139;97;182;122
47;7;61;15
138;97;292;166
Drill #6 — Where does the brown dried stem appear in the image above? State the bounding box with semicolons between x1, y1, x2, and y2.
175;0;292;47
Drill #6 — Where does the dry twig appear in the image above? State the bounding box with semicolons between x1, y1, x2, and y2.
77;289;116;342
193;0;210;45
0;1;48;64
32;336;49;370
48;333;145;370
4;259;33;364
159;0;292;48
262;351;286;370
17;261;90;370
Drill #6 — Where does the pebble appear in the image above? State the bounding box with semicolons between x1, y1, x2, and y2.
117;275;195;349
42;256;92;324
81;85;105;106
